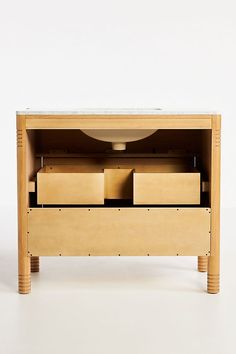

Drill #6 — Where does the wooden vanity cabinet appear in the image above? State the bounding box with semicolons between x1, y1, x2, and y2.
16;111;221;294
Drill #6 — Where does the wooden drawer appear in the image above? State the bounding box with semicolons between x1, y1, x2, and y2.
27;208;210;256
134;172;200;205
37;166;104;204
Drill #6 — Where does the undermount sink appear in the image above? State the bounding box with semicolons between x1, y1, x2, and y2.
81;129;157;150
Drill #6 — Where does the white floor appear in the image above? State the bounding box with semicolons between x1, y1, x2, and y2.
0;207;235;354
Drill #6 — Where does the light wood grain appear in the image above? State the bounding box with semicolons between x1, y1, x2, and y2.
25;114;212;129
37;166;104;205
27;208;211;256
104;168;133;199
37;162;199;205
208;115;221;294
198;256;208;272
17;115;31;294
28;181;36;193
42;158;194;172
16;112;221;294
134;172;200;205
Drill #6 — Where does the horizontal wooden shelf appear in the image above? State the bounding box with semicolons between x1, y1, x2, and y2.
35;152;197;158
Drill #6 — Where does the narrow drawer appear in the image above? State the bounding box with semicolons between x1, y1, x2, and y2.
37;166;104;205
134;172;200;205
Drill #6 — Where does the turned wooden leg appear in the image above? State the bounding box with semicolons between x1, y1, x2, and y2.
208;257;220;294
18;256;31;294
198;256;208;272
207;115;221;294
31;256;40;272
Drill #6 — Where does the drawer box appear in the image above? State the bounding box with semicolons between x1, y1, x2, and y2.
37;166;104;205
134;172;200;205
27;208;210;256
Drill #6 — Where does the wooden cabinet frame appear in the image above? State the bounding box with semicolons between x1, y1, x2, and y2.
16;112;221;294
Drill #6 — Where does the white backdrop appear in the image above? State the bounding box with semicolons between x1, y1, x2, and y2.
0;0;235;209
0;2;236;353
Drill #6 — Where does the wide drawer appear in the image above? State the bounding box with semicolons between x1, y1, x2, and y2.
134;172;200;205
37;166;104;204
27;208;210;256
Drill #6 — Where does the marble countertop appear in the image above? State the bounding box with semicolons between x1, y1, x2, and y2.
16;109;219;115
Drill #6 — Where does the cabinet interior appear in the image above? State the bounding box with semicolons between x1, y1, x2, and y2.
26;129;212;208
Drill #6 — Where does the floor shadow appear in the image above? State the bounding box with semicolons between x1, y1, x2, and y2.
0;249;18;293
0;251;205;294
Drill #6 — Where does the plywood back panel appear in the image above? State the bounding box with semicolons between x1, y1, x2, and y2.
42;158;194;172
33;129;203;154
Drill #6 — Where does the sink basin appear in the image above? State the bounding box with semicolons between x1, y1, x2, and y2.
81;129;157;150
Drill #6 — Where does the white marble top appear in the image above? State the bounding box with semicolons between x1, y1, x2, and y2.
16;109;219;115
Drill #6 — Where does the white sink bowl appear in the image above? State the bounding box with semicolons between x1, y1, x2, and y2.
81;129;157;150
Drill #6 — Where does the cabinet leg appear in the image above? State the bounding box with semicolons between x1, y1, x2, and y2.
207;115;221;294
18;256;31;294
198;256;208;272
207;256;220;294
31;256;40;272
17;116;31;294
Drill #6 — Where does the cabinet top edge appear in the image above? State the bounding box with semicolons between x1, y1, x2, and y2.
16;109;220;116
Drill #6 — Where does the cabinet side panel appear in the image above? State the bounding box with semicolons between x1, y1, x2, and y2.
17;115;31;293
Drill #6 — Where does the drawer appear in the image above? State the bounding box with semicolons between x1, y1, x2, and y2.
134;172;200;205
27;208;210;256
37;166;104;205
